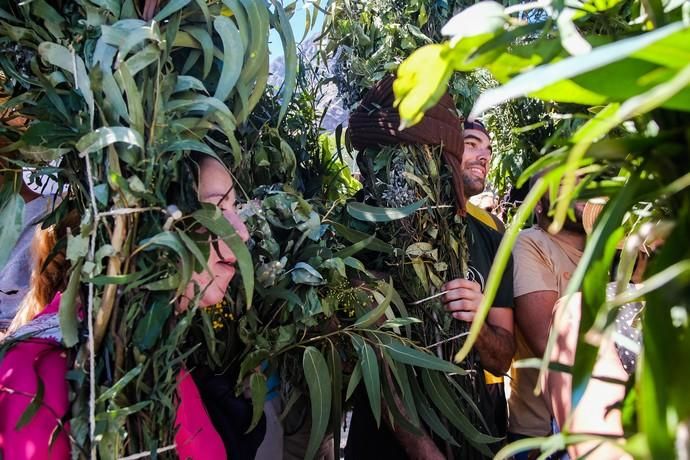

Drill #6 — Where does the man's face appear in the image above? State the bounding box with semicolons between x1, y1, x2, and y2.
562;200;586;233
461;128;492;198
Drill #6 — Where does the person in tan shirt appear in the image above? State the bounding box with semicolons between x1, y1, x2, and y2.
508;182;586;457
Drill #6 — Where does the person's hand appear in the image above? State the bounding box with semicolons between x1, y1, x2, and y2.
441;278;483;323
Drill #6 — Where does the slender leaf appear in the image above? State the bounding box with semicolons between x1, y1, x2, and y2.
354;280;393;329
381;337;467;375
59;260;84;348
247;372;268;433
96;365;143;403
0;193;24;269
15;378;45;430
302;346;332;460
347;199;426;222
76;127;143;157
213;16;244;102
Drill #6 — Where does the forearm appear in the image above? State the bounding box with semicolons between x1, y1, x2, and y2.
390;424;445;460
382;364;445;459
474;323;515;375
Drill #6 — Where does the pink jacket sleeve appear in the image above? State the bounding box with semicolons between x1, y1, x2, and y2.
0;293;70;460
175;369;227;459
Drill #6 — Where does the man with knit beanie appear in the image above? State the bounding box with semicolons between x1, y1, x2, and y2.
345;76;515;460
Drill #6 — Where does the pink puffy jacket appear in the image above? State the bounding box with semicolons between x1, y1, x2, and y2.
0;293;226;459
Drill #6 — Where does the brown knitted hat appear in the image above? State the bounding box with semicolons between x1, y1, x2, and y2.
348;75;467;213
348;75;464;160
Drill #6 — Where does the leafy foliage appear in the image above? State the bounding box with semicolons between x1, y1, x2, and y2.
396;0;690;457
324;0;562;201
0;0;302;455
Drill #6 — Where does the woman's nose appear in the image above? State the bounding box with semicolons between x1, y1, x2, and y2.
225;210;250;242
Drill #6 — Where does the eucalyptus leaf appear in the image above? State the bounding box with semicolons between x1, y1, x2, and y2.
353;336;381;426
354;280;393;329
37;42;94;127
0;193;24;269
381;337;467;375
59;260;84;348
347;199;426;222
76;127;143;157
247;372;268;433
302;347;332;460
213;16;244;102
15;377;44;430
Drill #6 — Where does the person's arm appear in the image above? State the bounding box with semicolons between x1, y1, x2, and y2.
442;278;515;374
514;290;559;357
381;363;445;460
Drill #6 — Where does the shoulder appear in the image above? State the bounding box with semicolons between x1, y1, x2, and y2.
515;227;554;256
466;203;504;233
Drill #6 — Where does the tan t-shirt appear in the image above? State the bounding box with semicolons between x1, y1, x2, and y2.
508;226;583;436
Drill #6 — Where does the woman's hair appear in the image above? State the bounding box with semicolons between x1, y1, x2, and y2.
6;211;79;334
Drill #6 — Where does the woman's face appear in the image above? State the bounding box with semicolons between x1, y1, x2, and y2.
179;158;249;311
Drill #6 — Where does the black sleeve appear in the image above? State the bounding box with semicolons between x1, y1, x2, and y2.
492;252;514;309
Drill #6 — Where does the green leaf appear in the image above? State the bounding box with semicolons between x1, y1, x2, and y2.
59;260;84;348
327;341;343;458
354;280;393;329
409;372;458;446
381;317;422;328
182;26;214;78
38;42;95;127
76;127;143;157
471;21;687;117
15;378;44;430
96;401;151;421
353;336;381;426
333;234;380;259
238;349;270;383
0;193;24;269
393;44;454;128
346;199;426;222
213;16;244;102
132;296;172;351
270;0;297;125
421;369;500;452
96;365;143;403
153;0;191;21
247;372;268;433
140;231;192;297
346;362;362;401
381;337;468;375
441;1;507;45
290;262;325;286
22;122;79;148
193;205;254;308
123;44;161;75
302;346;332;460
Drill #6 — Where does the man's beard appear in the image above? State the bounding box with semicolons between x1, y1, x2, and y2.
462;174;485;198
562;204;586;233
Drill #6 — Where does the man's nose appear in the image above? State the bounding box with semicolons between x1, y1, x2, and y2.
477;149;490;165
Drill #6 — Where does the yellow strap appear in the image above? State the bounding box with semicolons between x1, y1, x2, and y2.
466;202;499;231
484;369;504;384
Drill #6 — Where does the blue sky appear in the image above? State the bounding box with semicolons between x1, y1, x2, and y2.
268;2;326;59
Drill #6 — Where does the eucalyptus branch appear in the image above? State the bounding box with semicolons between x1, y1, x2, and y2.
97;207;163;218
118;444;177;460
80;150;99;460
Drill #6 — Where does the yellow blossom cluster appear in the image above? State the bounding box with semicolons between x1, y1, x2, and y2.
211;298;235;330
